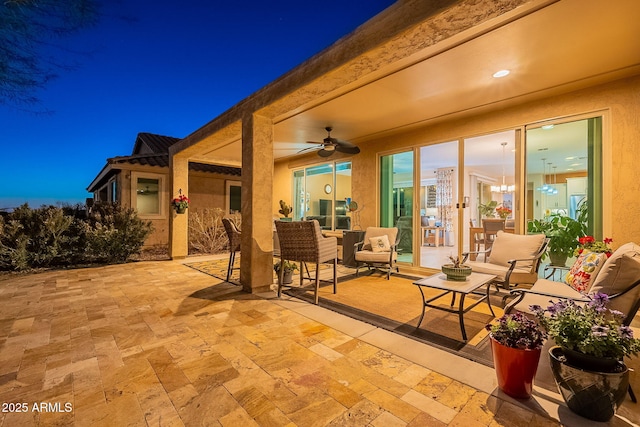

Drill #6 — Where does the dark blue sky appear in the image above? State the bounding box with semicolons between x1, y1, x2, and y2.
0;1;395;208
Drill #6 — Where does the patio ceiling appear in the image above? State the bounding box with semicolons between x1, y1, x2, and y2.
186;0;640;175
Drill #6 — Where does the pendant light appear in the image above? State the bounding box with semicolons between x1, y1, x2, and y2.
491;142;515;193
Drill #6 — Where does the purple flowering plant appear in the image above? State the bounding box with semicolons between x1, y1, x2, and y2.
531;292;640;359
485;312;547;350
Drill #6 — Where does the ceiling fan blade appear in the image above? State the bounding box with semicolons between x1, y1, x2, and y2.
318;149;334;157
305;140;322;144
335;145;360;154
297;145;322;154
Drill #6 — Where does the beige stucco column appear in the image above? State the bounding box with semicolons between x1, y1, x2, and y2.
241;113;274;293
169;155;189;259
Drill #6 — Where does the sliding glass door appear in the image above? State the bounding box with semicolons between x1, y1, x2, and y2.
380;151;414;263
525;117;602;238
418;141;458;268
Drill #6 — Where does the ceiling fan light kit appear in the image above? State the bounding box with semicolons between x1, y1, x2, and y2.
300;126;360;157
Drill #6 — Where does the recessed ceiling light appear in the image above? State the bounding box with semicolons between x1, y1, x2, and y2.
492;69;510;78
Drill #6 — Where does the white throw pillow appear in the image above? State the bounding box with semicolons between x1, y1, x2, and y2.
370;235;391;253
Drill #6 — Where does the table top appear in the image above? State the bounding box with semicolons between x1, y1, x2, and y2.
413;272;497;294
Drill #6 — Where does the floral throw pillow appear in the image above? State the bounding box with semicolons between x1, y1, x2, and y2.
565;250;607;292
370;235;391;253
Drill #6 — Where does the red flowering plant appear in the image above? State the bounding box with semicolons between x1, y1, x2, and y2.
171;194;190;210
574;236;613;258
495;205;512;219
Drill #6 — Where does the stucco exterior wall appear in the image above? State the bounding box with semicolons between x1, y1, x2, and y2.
107;166;237;247
274;74;640;249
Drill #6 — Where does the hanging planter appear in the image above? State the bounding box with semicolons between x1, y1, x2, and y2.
172;190;190;214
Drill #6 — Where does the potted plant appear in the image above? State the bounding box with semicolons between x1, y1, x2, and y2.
531;293;640;421
478;200;498;218
527;212;586;266
274;259;298;284
278;200;292;221
171;192;190;214
441;255;471;281
495;204;512;219
485;312;547;399
574;235;613;258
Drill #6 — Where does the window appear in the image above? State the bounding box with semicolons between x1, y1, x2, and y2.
133;174;162;216
110;179;117;203
292;161;352;230
226;180;241;213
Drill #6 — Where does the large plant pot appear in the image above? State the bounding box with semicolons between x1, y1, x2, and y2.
441;264;472;281
549;346;629;422
490;336;542;399
548;251;568;267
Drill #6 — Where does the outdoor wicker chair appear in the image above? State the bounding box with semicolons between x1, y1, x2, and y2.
274;220;337;304
222;218;241;283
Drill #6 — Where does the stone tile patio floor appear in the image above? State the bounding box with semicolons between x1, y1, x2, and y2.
0;256;634;426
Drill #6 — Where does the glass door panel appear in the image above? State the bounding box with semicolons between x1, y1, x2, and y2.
380;151;414;263
419;141;458;269
463;131;516;260
525;117;602;240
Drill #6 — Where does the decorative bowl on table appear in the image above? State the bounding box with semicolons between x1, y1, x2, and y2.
441;264;472;281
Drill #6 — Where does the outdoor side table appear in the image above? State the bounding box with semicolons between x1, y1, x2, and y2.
413;272;496;341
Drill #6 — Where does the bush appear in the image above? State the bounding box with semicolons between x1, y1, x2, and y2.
0;202;153;270
85;203;153;263
188;208;241;254
0;204;82;270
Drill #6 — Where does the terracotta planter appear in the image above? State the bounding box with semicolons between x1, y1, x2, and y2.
490;336;542;399
549;346;629;422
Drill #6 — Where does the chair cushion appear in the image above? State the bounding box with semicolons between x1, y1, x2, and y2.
370;235;391;253
355;250;397;263
589;242;640;314
489;231;545;268
512;279;585;314
466;261;536;284
564;250;607;293
362;227;398;251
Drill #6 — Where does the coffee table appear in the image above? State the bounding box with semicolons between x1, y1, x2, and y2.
413;272;496;341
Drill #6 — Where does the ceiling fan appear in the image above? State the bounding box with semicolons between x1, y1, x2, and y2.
301;126;360;157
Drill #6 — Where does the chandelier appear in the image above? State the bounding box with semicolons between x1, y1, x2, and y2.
491;142;515;193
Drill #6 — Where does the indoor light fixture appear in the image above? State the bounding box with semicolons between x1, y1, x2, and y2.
492;69;510;78
491;142;515;193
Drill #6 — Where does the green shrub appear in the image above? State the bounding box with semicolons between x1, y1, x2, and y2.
0;203;153;270
0;204;81;270
85;203;153;263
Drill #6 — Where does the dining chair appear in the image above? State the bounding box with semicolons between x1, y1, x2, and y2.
274;220;337;304
222;218;241;282
482;218;506;256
